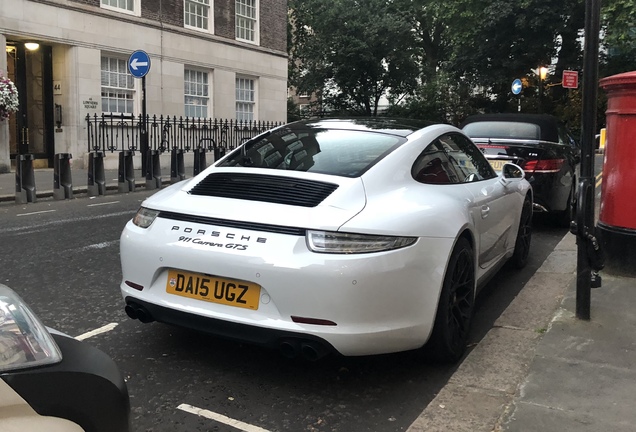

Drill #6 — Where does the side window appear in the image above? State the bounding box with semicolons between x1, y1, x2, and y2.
412;141;459;185
558;125;579;148
439;133;496;182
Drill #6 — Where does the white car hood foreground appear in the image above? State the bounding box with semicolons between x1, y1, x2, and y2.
143;168;368;232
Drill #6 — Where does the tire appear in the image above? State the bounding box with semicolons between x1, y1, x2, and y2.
554;182;575;228
424;237;475;363
511;197;533;269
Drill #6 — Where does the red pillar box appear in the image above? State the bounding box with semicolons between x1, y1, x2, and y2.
598;71;636;276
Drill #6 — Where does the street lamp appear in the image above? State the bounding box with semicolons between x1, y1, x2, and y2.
538;66;548;113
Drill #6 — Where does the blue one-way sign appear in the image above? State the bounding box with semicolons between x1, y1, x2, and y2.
128;50;151;78
511;78;522;95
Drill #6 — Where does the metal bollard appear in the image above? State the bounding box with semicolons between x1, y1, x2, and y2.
213;146;226;162
53;153;73;200
145;150;161;190
193;147;207;176
15;154;36;204
87;151;106;197
170;148;186;183
118;150;135;193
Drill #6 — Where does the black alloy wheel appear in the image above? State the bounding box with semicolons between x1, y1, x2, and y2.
511;197;533;269
424;237;475;363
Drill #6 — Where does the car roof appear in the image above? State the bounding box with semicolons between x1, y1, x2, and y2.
290;117;436;138
460;113;561;143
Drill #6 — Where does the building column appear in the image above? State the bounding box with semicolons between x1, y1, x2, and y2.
0;34;10;173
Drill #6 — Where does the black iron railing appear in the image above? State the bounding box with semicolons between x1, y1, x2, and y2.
85;114;284;154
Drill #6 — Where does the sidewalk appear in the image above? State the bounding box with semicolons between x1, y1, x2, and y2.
408;232;636;431
500;272;635;432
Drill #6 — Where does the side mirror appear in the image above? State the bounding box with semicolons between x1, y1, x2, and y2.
500;163;525;187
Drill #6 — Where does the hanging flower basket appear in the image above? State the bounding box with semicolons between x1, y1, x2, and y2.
0;75;19;121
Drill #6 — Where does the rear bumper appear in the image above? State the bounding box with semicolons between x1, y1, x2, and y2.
125;295;338;358
1;334;130;432
528;172;571;213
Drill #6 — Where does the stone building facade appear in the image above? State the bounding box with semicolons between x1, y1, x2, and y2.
0;0;287;172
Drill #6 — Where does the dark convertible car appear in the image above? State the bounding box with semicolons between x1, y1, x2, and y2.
461;113;580;226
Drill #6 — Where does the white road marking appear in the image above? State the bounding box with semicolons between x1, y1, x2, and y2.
75;323;118;341
76;240;119;252
16;209;57;217
177;404;271;432
88;201;121;207
0;210;134;235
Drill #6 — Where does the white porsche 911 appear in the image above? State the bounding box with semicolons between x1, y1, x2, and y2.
120;118;532;363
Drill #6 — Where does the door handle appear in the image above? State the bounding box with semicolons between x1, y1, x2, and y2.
481;205;490;218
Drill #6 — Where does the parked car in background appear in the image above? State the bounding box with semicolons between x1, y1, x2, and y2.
461;113;580;227
0;284;130;432
120;118;532;363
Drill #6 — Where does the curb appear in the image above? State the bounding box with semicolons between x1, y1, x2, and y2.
407;233;577;432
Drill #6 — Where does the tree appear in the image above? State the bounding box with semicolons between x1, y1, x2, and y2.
287;0;633;125
438;0;586;111
601;0;636;76
288;0;420;116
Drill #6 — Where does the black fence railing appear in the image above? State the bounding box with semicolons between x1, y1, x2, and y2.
85;114;284;154
83;114;285;196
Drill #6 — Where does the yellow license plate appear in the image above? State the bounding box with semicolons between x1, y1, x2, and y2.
166;270;261;310
489;160;507;172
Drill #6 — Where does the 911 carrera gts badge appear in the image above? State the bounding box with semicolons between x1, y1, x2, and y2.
177;236;249;250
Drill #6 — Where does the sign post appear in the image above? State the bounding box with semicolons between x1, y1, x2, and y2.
512;78;522;111
574;0;602;320
127;50;151;176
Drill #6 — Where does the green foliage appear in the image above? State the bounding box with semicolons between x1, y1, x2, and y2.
601;0;636;76
289;0;420;115
288;0;633;124
287;98;301;123
384;73;484;126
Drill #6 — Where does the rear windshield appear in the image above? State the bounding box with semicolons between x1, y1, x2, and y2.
463;121;542;140
218;127;404;177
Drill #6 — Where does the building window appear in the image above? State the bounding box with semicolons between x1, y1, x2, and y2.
185;0;211;31
235;0;258;43
101;56;134;114
236;77;255;122
185;69;210;118
101;0;136;14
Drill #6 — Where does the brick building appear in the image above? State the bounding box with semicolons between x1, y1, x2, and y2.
0;0;287;172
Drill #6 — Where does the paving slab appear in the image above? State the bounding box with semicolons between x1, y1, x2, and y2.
503;399;636;432
499;273;636;431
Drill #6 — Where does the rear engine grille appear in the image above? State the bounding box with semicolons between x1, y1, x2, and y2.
158;211;306;236
188;173;338;207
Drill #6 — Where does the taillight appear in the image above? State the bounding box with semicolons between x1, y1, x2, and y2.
523;158;565;174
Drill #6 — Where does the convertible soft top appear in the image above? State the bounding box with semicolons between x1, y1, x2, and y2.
460;113;561;143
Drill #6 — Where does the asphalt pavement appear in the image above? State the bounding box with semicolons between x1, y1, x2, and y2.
1;165;633;432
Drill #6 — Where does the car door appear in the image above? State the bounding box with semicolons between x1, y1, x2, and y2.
438;133;517;269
